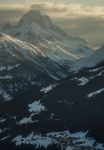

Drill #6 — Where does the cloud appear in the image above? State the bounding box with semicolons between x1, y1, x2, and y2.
0;2;104;19
0;6;25;27
0;1;104;46
30;2;104;19
30;2;104;46
54;17;104;46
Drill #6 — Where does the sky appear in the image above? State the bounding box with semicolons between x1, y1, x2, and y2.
0;0;104;47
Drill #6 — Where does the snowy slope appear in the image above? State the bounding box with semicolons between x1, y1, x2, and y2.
0;33;68;76
0;33;69;102
3;10;93;65
71;46;104;72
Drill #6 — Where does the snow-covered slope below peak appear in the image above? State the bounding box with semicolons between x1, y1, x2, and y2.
70;47;104;72
0;33;69;78
0;33;46;59
0;33;70;102
0;33;78;103
3;10;93;62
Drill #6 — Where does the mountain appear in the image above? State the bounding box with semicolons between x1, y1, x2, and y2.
42;60;104;141
0;10;103;150
0;10;94;102
71;46;104;72
0;54;104;150
0;33;69;102
3;10;93;66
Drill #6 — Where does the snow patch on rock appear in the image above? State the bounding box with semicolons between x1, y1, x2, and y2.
0;88;12;101
12;132;54;148
0;75;13;79
87;88;104;98
12;130;104;149
40;84;58;93
78;77;89;86
18;117;34;125
28;100;46;114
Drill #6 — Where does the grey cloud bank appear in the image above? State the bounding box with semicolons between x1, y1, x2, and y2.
0;1;104;47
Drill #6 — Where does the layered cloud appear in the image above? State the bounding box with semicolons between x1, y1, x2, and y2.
30;2;104;19
0;2;104;21
30;2;104;46
0;1;104;46
0;1;104;18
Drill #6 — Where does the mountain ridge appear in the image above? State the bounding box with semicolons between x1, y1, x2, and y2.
2;10;93;63
0;33;69;102
71;46;104;72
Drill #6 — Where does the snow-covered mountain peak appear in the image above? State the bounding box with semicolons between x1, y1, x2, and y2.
19;10;41;25
2;10;94;64
42;15;53;28
18;10;53;29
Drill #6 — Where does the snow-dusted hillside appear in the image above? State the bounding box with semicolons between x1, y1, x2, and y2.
0;33;69;102
3;10;93;65
71;46;104;72
0;9;94;102
0;60;104;150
